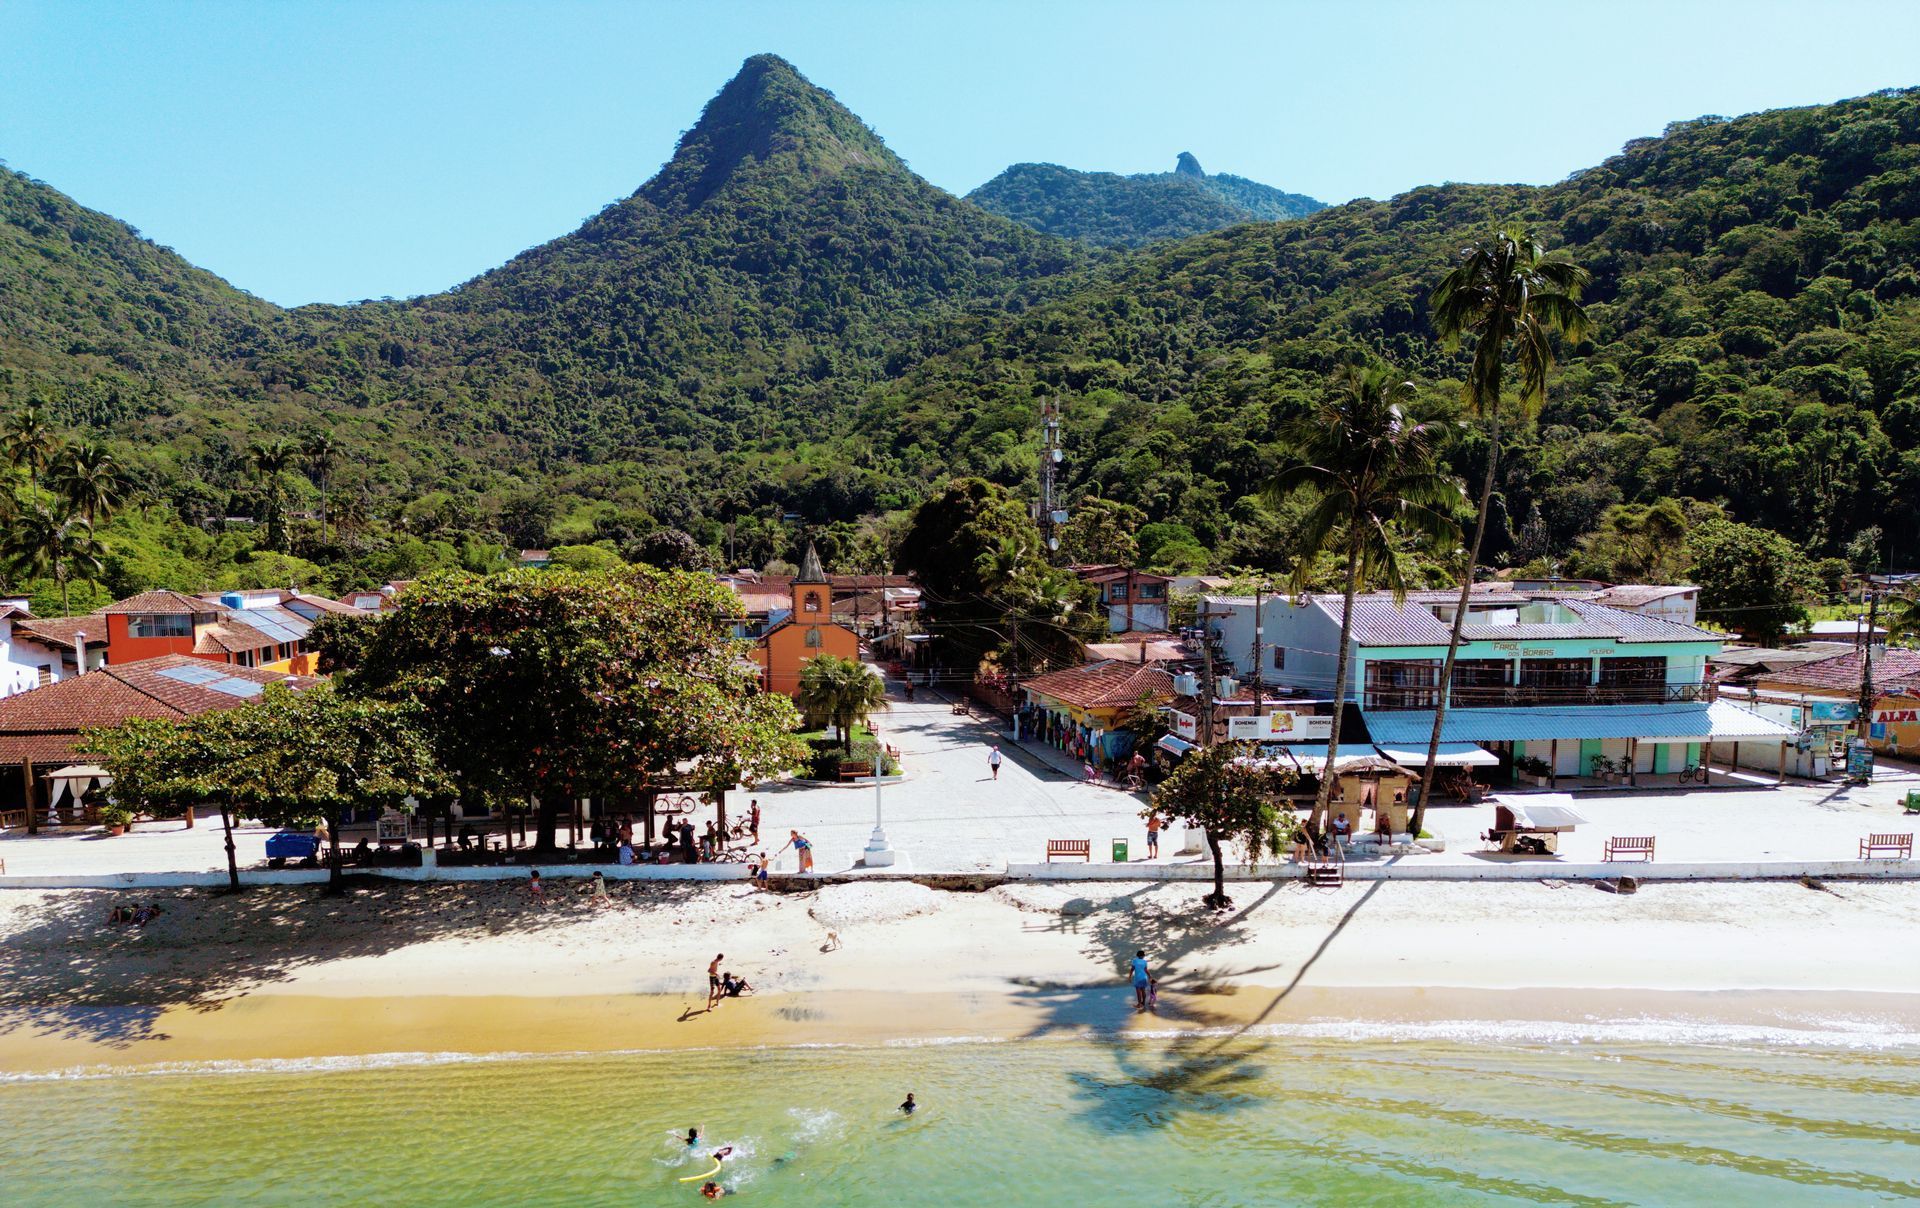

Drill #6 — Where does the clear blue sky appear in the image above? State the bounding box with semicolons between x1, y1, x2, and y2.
4;0;1916;307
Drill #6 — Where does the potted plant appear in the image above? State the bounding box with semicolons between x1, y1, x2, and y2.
1515;755;1552;787
99;804;133;837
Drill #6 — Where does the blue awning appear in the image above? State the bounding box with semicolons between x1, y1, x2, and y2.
1362;701;1796;745
1156;735;1196;756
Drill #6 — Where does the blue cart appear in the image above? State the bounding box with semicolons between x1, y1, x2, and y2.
265;829;321;869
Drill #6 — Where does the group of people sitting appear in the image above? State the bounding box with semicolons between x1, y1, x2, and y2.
105;901;162;927
588;802;762;867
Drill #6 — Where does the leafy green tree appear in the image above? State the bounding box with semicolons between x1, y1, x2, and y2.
1061;496;1145;565
547;543;626;573
898;477;1106;675
87;715;240;887
796;653;888;754
1267;365;1461;834
323;567;804;850
1887;591;1920;646
1686;518;1815;643
1573;498;1690;581
1414;230;1589;835
633;527;704;570
1151;742;1299;909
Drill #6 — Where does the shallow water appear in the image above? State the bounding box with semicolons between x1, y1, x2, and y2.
3;1033;1917;1205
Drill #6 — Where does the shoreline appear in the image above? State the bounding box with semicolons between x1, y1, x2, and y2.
5;877;1919;1077
5;985;1920;1078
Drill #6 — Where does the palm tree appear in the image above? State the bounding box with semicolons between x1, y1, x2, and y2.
1888;591;1920;647
50;441;134;525
248;438;297;551
1411;229;1590;837
2;505;102;614
1268;365;1462;835
796;653;889;756
303;431;339;544
2;406;56;506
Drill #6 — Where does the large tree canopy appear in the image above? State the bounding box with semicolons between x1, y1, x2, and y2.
319;567;804;848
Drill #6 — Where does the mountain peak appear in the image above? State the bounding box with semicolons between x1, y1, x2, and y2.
641;54;905;210
1174;151;1205;179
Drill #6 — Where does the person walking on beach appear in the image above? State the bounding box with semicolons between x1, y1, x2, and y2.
588;870;611;908
1129;949;1151;1011
1144;813;1161;860
988;743;1003;781
748;800;761;843
707;954;726;1010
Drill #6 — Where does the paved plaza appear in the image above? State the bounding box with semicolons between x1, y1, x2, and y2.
4;679;1919;878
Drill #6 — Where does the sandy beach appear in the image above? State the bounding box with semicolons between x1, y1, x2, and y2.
4;876;1919;1076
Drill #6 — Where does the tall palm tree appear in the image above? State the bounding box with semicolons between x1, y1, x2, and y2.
1888;591;1920;647
2;406;57;506
50;441;134;525
1268;365;1463;834
2;505;102;614
796;653;889;756
248;438;297;551
304;431;339;544
1411;229;1590;837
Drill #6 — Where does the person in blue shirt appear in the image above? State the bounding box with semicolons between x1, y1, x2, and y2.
1129;950;1150;1011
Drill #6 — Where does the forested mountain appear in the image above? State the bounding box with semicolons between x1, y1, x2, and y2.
877;90;1920;572
968;153;1325;247
1;56;1918;605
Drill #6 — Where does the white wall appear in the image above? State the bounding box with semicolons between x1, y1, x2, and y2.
0;622;72;698
1207;596;1343;699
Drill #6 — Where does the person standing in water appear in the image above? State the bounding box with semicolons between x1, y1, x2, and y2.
899;1092;916;1114
1129;949;1151;1011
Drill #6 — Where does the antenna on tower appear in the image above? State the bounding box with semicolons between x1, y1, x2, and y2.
1037;398;1065;559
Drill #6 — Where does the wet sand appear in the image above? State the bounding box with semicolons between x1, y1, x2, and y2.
4;877;1919;1075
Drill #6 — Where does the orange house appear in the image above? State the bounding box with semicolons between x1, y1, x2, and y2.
751;546;859;697
100;589;370;676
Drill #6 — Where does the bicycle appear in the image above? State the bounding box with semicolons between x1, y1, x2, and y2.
1678;763;1709;784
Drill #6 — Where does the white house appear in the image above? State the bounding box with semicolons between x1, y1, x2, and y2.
0;603;108;698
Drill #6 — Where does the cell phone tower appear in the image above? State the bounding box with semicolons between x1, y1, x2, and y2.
1037;398;1065;560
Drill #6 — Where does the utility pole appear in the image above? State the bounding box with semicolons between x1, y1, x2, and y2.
1197;598;1217;747
1250;580;1264;732
1857;575;1884;742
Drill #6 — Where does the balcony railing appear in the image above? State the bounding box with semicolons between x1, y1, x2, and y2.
1365;681;1716;711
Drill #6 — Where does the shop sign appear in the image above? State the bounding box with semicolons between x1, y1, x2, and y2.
1874;708;1919;724
1170;709;1197;740
1226;711;1333;742
1807;700;1858;723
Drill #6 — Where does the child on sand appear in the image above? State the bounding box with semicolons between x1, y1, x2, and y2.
1147;975;1159;1011
528;869;544;901
588;870;611;908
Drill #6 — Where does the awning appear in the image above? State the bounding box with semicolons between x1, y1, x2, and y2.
1505;799;1590;829
1362;700;1796;745
1156;734;1196;756
1282;744;1388;772
45;763;111;808
1374;742;1499;768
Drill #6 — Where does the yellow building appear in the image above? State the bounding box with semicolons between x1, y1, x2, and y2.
751;545;860;697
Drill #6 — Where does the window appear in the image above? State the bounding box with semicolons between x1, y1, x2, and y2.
127;614;193;638
1450;659;1511;706
1138;584;1162;599
1271;646;1286;670
1363;660;1442;709
1108;584;1128;602
1598;656;1667;703
36;666;52;688
803;592;821;613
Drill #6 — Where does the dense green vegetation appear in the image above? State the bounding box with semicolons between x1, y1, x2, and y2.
2;55;1918;612
966;153;1324;248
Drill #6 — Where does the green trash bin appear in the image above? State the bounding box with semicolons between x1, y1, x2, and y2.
1111;838;1129;863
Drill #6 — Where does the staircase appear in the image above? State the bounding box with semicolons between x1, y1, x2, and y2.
1305;841;1345;887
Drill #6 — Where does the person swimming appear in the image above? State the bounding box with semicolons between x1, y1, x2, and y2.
900;1092;916;1114
700;1181;726;1199
685;1127;700;1147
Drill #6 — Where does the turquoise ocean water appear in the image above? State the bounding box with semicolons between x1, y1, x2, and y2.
3;1030;1917;1205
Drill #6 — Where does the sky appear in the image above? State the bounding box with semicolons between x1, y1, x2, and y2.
4;0;1917;307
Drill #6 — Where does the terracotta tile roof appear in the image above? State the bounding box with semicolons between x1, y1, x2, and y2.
1022;659;1175;710
13;615;108;648
1762;648;1920;694
0;655;314;766
100;589;221;616
193;620;276;655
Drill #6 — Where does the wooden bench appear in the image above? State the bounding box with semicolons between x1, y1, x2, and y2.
0;808;25;830
1046;839;1091;862
838;761;874;781
1859;833;1914;860
1603;835;1656;862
